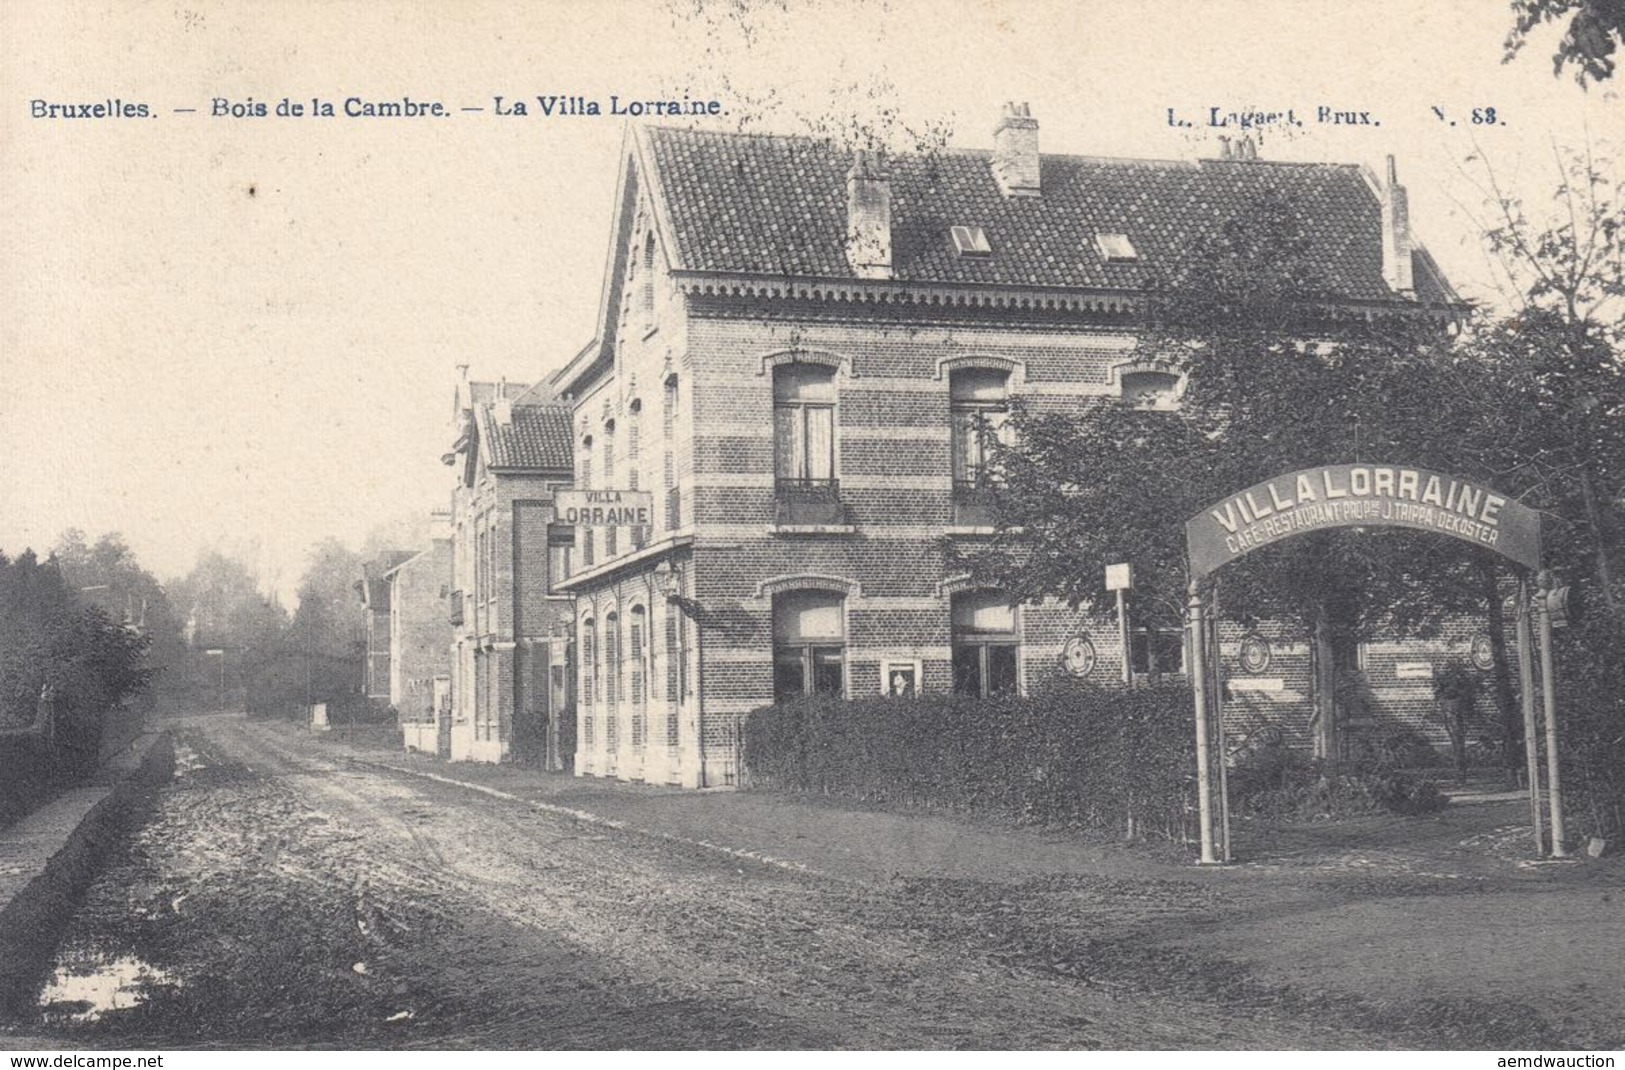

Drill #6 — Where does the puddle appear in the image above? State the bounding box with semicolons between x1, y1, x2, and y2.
37;947;176;1022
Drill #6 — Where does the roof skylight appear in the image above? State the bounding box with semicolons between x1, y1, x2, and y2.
1095;233;1139;262
951;225;992;257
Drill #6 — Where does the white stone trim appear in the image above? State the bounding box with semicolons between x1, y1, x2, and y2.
752;573;862;602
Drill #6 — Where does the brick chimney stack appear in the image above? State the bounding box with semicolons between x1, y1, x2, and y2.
845;149;893;279
1381;154;1414;296
992;102;1040;197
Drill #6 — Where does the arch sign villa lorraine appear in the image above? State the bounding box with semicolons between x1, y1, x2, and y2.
1181;463;1563;867
1185;464;1543;581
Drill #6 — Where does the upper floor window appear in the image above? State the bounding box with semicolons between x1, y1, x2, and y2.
579;435;595;567
949;368;1011;488
773;364;836;488
641;233;657;322
546;529;573;590
772;589;845;701
1120;370;1182;410
951;590;1019;697
603;420;618;557
661;376;681;532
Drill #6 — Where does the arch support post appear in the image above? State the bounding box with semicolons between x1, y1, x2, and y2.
1515;579;1547;856
1188;580;1221;864
1535;570;1568;857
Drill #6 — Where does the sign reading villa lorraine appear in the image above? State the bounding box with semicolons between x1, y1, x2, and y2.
1186;464;1542;579
556;489;653;527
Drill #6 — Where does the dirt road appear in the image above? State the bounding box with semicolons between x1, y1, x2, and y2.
6;714;1620;1049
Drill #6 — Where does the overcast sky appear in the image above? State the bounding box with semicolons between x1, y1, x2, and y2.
1;0;1618;604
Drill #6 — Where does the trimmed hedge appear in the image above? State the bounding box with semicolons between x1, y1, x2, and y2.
742;678;1197;841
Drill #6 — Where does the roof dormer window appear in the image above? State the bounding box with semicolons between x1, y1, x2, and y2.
1095;233;1138;262
951;225;992;257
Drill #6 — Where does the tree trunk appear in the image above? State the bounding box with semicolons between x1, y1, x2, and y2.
1479;560;1522;780
1311;601;1338;770
1576;465;1620;619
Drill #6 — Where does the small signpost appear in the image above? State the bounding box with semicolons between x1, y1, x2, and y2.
1106;562;1133;686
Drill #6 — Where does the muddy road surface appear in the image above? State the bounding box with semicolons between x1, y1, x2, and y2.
5;714;1619;1049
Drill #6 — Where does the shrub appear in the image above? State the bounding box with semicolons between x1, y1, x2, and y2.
742;677;1197;841
1228;743;1448;820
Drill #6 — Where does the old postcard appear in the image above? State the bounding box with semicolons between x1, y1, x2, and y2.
2;0;1622;1057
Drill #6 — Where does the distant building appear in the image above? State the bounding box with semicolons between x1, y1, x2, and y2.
550;107;1471;788
386;513;454;754
445;373;576;765
357;551;414;709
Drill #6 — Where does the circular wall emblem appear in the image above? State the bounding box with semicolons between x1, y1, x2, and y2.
1239;634;1271;675
1470;634;1496;671
1061;635;1097;677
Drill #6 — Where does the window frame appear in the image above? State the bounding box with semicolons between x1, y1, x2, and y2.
950;590;1021;698
771;588;847;702
772;364;838;488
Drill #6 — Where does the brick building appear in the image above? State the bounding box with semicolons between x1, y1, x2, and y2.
445;374;576;765
384;514;454;754
357;550;414;709
551;107;1479;788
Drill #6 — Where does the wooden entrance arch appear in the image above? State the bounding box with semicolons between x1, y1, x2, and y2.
1181;464;1565;864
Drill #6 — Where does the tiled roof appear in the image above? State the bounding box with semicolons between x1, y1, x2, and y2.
481;403;573;470
643;127;1454;305
357;552;414;608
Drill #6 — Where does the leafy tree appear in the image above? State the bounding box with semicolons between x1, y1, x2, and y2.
166;548;288;709
51;529;187;703
956;191;1490;762
0;550;152;775
170;548;288;651
1455;147;1625;836
287;538;365;660
1504;0;1625;85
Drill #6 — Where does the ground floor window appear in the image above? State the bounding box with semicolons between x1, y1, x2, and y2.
951;591;1019;697
772;589;845;701
1131;627;1186;677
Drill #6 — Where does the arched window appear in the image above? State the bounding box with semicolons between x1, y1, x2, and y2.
604;611;620;751
951;591;1019;697
664;608;682;746
629;605;647;748
949;367;1011;489
580;617;597;746
641;232;657;321
603;420;618;557
772;589;845;701
627;400;645;549
772;364;836;487
579;436;594;567
663;376;680;530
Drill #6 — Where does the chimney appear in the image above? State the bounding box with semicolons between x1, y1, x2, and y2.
992;102;1040;197
1381;155;1414;295
428;508;453;544
845;149;893;279
492;397;513;426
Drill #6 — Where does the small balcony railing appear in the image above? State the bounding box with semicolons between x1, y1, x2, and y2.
774;477;847;526
951;479;998;527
